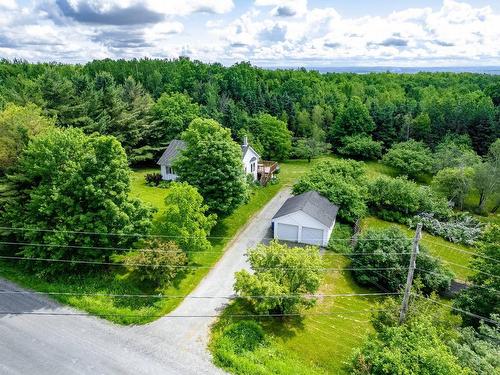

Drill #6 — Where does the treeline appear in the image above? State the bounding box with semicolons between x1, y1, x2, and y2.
1;58;499;165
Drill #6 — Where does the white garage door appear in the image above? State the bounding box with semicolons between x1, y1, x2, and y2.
301;226;324;246
276;223;299;242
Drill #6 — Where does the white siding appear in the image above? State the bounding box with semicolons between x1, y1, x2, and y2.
160;165;179;181
272;210;334;247
242;147;259;181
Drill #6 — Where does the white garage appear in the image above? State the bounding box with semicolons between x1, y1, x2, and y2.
272;191;339;247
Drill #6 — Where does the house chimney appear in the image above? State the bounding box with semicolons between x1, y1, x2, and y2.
243;136;248;146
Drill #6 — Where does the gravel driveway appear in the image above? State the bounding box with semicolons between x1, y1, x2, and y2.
0;188;292;375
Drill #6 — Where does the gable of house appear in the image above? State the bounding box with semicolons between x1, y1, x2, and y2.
157;139;186;166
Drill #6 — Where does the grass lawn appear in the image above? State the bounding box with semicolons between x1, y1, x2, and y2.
360;216;478;281
209;225;382;375
0;158;331;324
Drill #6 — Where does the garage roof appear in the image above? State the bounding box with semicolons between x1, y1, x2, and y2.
273;191;339;228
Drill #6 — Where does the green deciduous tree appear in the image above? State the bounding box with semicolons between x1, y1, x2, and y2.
154;182;216;252
124;240;188;287
3;127;152;277
252;113;292;161
350;227;452;293
350;296;493;375
473;139;500;213
234;241;322;314
338;134;382;160
432;167;475;210
382;140;434;179
329;96;375;144
433;135;481;172
174;118;248;216
293;159;368;223
292;137;330;162
150;92;200;147
0;103;54;173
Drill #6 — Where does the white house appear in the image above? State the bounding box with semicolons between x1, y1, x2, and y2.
157;136;260;181
272;191;339;247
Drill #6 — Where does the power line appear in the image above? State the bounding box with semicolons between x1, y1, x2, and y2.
412;294;500;326
0;225;449;242
0;309;392;319
1;240;495;278
0;255;407;272
421;238;499;263
415;268;500;293
0;290;401;300
417;253;500;279
0;240;414;256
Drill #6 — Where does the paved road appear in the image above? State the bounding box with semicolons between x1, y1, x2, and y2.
0;188;292;375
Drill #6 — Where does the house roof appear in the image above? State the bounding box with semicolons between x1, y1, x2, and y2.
272;191;339;228
157;139;186;166
242;144;260;160
158;139;259;166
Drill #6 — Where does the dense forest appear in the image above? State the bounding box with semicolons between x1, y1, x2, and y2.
0;58;499;167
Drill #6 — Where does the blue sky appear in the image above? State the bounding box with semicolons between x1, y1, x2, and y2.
1;0;499;66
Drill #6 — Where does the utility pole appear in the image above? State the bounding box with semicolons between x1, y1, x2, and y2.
399;223;422;324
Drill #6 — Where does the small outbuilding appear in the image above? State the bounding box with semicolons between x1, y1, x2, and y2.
272;191;339;247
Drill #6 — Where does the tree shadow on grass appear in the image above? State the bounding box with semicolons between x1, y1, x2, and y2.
217;299;306;342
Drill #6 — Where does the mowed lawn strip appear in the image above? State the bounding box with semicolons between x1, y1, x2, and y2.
0;158;328;324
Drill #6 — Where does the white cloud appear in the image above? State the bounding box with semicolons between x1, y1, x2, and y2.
0;0;17;9
255;0;307;17
0;0;499;66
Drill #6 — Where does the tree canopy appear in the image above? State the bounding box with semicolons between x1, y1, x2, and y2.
0;103;54;173
2;127;152;277
234;241;322;314
382;140;434;178
251;113;292;161
350;227;453;294
174;118;248;216
293;159;368;223
154;182;216;252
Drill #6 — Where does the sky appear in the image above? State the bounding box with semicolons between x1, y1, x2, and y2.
1;0;500;67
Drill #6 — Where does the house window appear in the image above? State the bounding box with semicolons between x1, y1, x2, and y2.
166;166;174;175
251;163;255;172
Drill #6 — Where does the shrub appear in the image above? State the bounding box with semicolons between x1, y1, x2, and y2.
454;225;499;327
154;182;216;252
145;173;162;186
124;240;188;286
327;223;353;254
293;159;368;223
215;321;266;354
234;241;322;314
350;227;453;293
368;175;451;223
338;135;382;160
350;296;481;375
409;213;484;246
382;140;433;178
